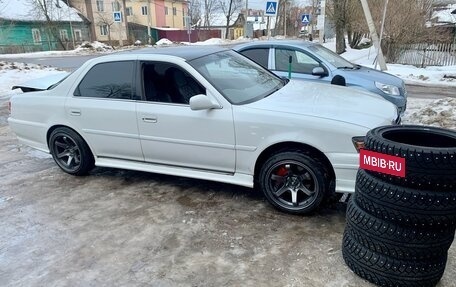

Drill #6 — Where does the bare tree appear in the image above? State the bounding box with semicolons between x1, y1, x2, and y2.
96;11;114;47
188;0;202;26
219;0;242;38
203;0;220;27
325;0;350;53
370;0;448;62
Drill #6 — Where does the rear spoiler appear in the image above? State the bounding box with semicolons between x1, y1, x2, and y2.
12;72;70;92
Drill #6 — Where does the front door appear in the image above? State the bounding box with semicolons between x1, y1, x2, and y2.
136;61;236;173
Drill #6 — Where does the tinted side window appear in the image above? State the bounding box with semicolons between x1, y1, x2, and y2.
75;61;134;99
142;61;205;105
275;48;320;74
239;48;269;68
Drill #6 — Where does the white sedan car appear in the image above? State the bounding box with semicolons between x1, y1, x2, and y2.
8;46;398;214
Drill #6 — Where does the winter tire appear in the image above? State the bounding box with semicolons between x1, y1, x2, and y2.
258;151;330;214
342;231;447;287
346;198;455;260
49;127;94;175
364;125;456;191
355;169;456;229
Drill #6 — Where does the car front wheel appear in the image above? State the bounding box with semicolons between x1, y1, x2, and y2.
49;127;94;175
259;151;329;214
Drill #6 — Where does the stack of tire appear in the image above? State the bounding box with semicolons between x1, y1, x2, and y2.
342;125;456;287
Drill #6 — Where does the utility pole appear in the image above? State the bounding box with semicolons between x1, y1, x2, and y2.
147;0;152;44
244;0;248;37
360;0;387;71
318;0;325;43
122;0;129;43
283;0;286;36
375;0;388;69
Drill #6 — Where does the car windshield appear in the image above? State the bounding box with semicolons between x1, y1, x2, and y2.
308;44;355;69
189;50;284;105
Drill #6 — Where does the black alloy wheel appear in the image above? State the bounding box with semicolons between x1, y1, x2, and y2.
259;151;328;214
49;127;94;175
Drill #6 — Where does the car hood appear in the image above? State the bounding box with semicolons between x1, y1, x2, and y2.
340;65;403;87
245;80;398;129
12;72;70;92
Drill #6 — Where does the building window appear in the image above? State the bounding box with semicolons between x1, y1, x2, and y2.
141;6;148;15
173;7;177;16
59;29;68;41
126;7;133;16
165;7;169;15
74;29;82;41
100;24;109;36
96;0;104;12
112;1;120;11
32;28;41;44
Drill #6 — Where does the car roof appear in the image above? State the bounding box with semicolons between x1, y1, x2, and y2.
117;45;229;61
233;40;318;50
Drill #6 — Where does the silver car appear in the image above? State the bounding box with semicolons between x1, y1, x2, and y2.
234;40;407;114
8;46;398;215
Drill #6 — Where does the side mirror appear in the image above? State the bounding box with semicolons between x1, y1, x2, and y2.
312;67;327;77
189;94;220;110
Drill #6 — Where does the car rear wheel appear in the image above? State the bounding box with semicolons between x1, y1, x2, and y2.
258;151;328;214
49;127;94;175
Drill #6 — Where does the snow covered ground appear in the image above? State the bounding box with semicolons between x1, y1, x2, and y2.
0;39;454;130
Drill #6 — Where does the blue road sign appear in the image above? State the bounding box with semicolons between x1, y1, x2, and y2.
301;14;310;25
113;11;122;22
265;1;278;16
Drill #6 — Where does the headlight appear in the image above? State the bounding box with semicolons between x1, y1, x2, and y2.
375;82;400;96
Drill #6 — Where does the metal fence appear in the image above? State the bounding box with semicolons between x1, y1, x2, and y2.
393;43;456;67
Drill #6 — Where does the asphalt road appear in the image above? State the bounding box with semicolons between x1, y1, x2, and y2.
1;54;455;99
0;54;97;71
405;84;456;99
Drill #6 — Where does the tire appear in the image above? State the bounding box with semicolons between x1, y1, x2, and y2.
345;220;451;261
342;231;447;287
355;169;456;229
258;150;330;214
346;198;455;260
49;127;94;176
364;125;456;191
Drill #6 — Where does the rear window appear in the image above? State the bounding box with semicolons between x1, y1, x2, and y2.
239;48;269;69
74;61;134;99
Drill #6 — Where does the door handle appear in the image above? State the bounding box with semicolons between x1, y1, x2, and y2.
70;109;81;116
142;117;157;123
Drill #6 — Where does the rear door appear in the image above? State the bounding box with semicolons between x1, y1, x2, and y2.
65;60;143;161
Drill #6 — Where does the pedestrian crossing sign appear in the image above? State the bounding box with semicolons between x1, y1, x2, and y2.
302;14;310;25
265;1;278;16
113;11;122;22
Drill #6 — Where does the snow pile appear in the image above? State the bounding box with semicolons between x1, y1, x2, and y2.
156;38;174;46
0;62;66;98
199;38;228;45
74;41;113;52
327;42;456;87
403;98;456;129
